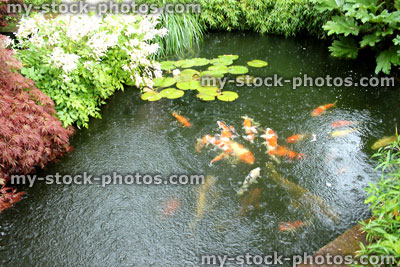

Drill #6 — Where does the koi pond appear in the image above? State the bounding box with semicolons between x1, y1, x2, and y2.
1;32;399;266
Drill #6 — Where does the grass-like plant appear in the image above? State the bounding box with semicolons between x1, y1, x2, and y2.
356;135;400;266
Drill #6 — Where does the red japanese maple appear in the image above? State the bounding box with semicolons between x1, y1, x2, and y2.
0;34;74;212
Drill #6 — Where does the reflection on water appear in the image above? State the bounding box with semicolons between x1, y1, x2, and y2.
0;32;399;266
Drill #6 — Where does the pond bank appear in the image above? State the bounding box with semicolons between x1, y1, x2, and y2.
299;220;370;267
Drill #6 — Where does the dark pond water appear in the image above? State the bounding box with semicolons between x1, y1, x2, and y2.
1;32;399;266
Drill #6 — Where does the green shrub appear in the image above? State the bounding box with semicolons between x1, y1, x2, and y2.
199;0;328;37
15;14;166;128
357;136;400;266
313;0;400;74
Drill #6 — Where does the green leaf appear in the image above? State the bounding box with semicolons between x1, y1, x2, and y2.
210;57;233;66
141;91;162;101
191;58;210;66
323;16;359;36
313;0;339;12
197;86;220;96
208;65;229;73
360;34;381;48
217;91;239;101
375;49;400;74
218;54;239;60
329;37;359;59
159;88;184;99
227;65;249;74
153;77;176;88
160;61;175;71
176;80;201;90
196;93;216;101
247;60;268;68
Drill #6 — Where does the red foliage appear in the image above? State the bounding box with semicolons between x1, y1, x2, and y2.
0;35;74;212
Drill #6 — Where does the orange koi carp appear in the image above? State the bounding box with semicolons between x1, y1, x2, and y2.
331;120;355;128
161;198;181;217
311;103;336;116
242;116;258;143
172;112;191;127
286;134;305;143
273;145;305;160
278;221;305;232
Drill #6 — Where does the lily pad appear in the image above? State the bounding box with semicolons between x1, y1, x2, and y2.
210;58;233;66
159;88;184;99
176;80;201;90
174;60;185;67
180;69;199;77
160;61;176;70
218;54;239;61
141;91;162;101
153;77;176;88
196;93;216;101
200;70;225;78
217;91;239;102
208;65;229;73
227;65;249;75
197;86;220;96
180;59;197;68
247;60;268;68
192;58;210;66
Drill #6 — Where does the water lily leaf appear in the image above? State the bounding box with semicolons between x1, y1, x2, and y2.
236;75;256;84
159;88;184;99
180;59;196;68
180;69;199;77
218;54;239;61
153;77;176;88
192;58;210;66
197;86;220;96
176;80;201;90
200;70;225;78
217;91;239;101
210;58;233;66
196;93;216;101
141;91;162;101
160;61;176;70
208;65;229;73
247;60;268;68
227;65;249;75
174;60;185;67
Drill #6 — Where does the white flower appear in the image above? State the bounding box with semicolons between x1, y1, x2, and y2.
49;47;80;73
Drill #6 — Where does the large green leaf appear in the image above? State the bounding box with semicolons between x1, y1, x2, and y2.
159;88;184;99
217;91;239;101
247;60;268;68
196;93;216;101
360;34;381;47
375;49;400;74
313;0;339;12
141;91;162;101
153;77;176;88
329;37;359;58
176;80;201;90
160;61;176;71
323;16;359;36
227;65;249;74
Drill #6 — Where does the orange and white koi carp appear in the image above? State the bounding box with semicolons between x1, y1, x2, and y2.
331;120;355;128
278;221;305;232
286;134;305;143
217;121;236;141
172;112;191;127
261;128;279;162
196;135;254;165
311;103;336;116
242;116;258;143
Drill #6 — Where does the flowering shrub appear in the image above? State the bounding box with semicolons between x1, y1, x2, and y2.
16;14;167;128
0;34;74;211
